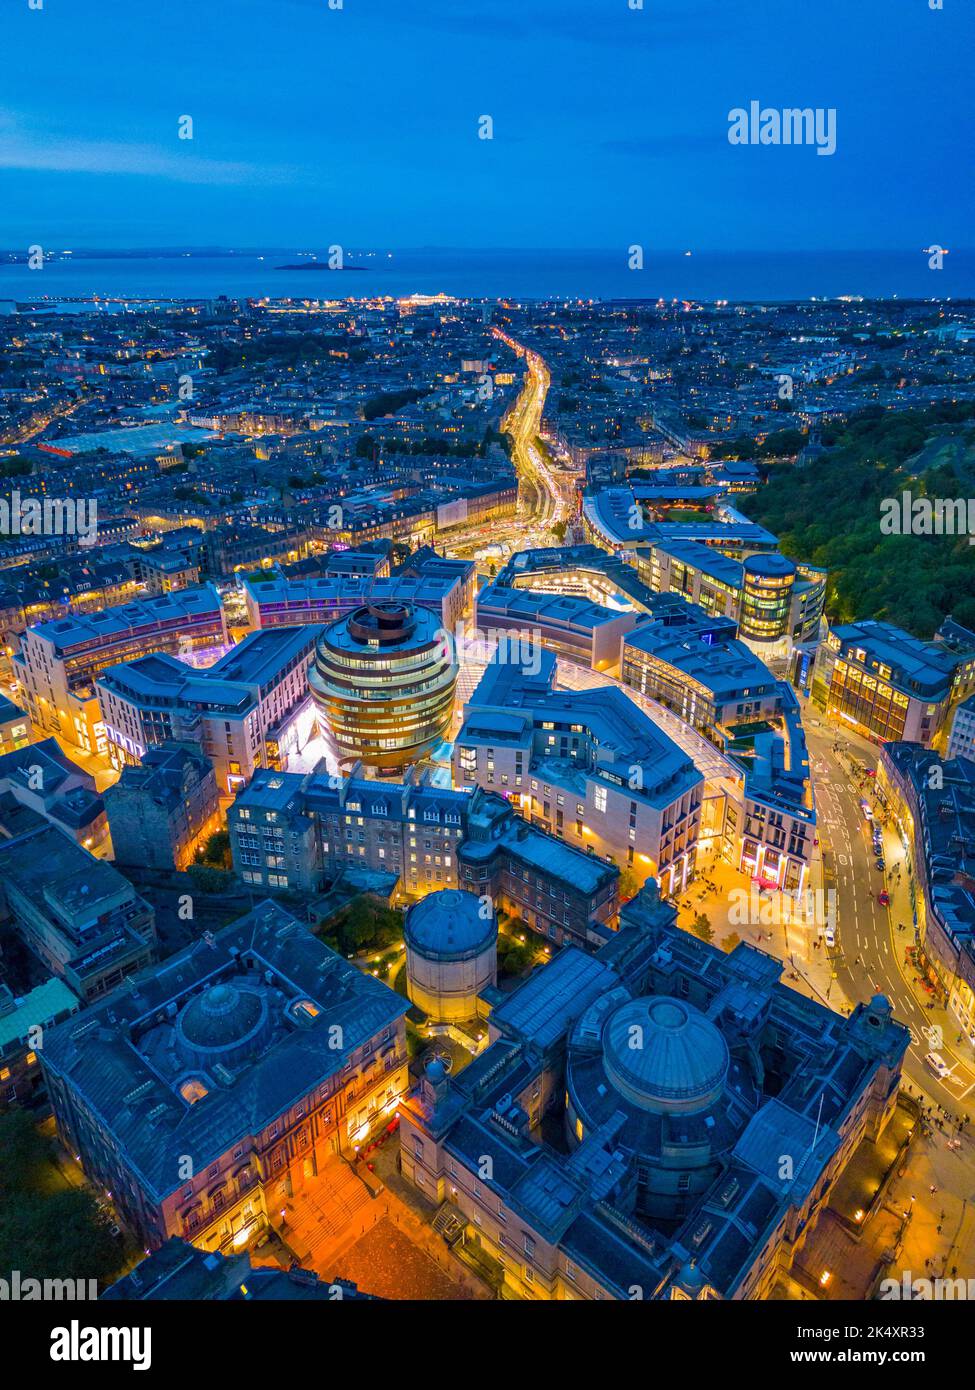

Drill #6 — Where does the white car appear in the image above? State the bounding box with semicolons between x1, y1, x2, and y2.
824;924;836;948
925;1052;952;1080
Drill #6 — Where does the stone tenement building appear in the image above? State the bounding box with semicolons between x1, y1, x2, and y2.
228;766;619;949
104;741;220;870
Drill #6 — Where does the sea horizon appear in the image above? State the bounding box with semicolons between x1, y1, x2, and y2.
0;247;971;305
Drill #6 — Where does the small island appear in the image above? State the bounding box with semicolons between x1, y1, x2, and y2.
275;263;368;271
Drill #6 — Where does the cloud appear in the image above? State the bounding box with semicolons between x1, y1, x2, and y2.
0;113;298;185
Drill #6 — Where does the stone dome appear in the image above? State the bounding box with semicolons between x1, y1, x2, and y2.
602;995;729;1115
177;982;267;1062
405;889;498;962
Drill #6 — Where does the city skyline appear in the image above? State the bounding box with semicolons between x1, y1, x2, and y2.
1;0;973;1356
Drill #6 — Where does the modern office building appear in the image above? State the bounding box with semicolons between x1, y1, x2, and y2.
453;649;703;896
399;884;908;1301
104;742;220;870
42;899;409;1253
623;604;816;891
877;743;975;1042
727;683;817;892
738;553;798;645
474;583;637;675
97;625;320;796
644;542;825;652
581;486;779;562
493;544;659;614
579;489;824;652
243;571;468;636
0;824;156;1002
812;619;967;745
13;585;227;757
646;538;744;623
308;602;458;774
622;608;782;745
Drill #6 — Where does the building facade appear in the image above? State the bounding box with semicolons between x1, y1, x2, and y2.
97;625;320;796
42;900;409;1253
308;602;458;774
14;585;227;757
453;650;703;897
104;742;221;870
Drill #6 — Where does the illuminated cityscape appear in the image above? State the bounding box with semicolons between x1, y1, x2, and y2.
0;0;973;1366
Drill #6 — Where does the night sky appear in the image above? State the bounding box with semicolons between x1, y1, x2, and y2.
2;0;972;251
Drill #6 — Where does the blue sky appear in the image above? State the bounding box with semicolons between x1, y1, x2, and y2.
1;0;972;250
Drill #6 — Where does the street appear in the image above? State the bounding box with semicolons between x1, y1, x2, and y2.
803;703;975;1112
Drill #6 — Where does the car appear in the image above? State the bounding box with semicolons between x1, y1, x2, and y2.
878;891;890;906
925;1052;952;1080
824;924;836;948
875;859;886;871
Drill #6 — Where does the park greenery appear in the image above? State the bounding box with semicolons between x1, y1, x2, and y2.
738;403;975;638
321;895;404;957
0;1110;120;1286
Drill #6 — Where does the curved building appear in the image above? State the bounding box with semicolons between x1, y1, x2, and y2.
566;990;760;1221
739;553;797;645
308;602;457;773
404;888;497;1022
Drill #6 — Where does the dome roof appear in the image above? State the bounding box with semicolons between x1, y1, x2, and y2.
405;889;497;961
602;996;729;1115
178;982;265;1054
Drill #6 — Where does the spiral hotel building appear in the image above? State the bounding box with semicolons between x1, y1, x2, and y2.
308;602;458;774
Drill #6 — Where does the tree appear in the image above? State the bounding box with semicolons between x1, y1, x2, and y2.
199;830;231;869
500;943;533;977
691;913;714;943
722;932;742;954
617;868;643;901
0;1111;119;1285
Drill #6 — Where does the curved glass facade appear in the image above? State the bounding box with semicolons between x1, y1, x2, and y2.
739;554;796;644
308;602;458;772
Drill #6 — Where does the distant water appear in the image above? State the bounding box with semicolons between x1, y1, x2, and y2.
0;249;971;305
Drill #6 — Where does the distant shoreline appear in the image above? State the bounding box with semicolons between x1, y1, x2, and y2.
275;264;368;272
